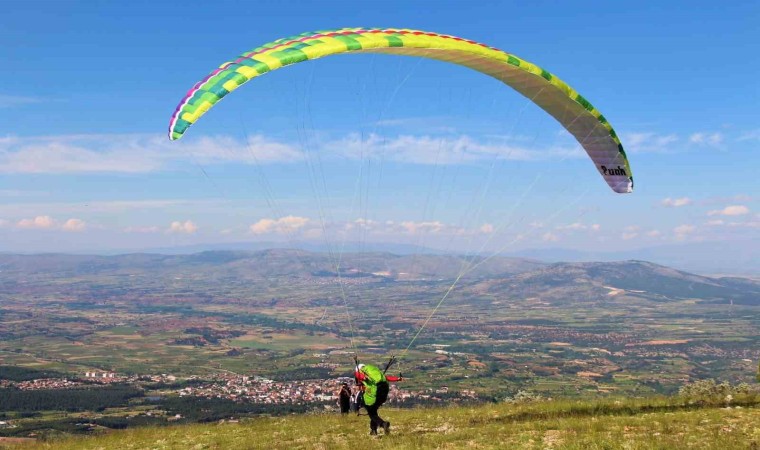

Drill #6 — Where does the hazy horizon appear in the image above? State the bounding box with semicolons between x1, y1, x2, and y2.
2;1;757;272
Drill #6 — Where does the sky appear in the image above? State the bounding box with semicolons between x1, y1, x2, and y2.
0;0;758;266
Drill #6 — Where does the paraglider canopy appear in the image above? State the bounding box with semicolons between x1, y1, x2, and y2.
169;27;633;193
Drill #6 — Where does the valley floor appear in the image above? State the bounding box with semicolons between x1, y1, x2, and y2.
6;396;759;450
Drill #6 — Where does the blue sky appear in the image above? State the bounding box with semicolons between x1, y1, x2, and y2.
0;0;758;264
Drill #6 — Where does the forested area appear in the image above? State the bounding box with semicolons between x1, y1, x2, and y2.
0;386;142;412
0;366;65;382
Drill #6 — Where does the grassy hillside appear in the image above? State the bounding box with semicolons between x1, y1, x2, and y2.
6;395;759;450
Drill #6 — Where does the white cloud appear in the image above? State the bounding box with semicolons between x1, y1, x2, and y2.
5;127;753;176
728;221;760;229
278;216;310;230
0;130;580;175
556;222;586;231
62;218;86;232
554;222;603;234
185;135;304;164
168;220;198;234
689;132;723;146
17;215;56;229
673;224;696;240
708;205;750;216
354;218;378;229
330;133;582;164
0;134;304;174
343;218;495;238
622;128;756;153
341;218;504;238
479;223;494;234
737;129;760;142
674;224;696;234
250;216;310;235
14;215;87;231
0;131;583;175
706;218;760;229
0;95;44;108
0;135;160;173
623;132;678;153
661;197;692;208
344;218;380;233
400;220;445;234
621;225;640;240
646;230;661;237
372;117;457;133
542;232;559;242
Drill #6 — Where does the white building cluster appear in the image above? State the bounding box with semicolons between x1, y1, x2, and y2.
84;372;117;379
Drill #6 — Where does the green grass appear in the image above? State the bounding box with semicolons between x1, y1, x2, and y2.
6;396;759;449
106;326;139;335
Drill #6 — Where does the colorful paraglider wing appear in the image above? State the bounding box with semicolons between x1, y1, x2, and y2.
169;28;633;193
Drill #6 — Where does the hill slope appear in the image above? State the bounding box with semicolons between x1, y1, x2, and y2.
480;260;760;305
0;250;545;281
12;397;760;450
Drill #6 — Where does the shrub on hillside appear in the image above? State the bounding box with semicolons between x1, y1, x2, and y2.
678;379;759;405
506;390;543;404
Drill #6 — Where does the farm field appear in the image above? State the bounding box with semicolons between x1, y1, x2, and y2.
1;251;757;396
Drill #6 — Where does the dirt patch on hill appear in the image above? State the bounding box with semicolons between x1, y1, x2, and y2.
638;339;690;346
577;371;604;378
0;437;36;445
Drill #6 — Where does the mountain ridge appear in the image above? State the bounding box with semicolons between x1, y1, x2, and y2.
1;250;757;305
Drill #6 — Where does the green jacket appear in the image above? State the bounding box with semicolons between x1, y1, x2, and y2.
359;364;386;385
357;364;386;406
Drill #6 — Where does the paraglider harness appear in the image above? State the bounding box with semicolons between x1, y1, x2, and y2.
352;355;399;415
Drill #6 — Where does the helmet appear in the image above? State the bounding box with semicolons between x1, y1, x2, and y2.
356;364;365;372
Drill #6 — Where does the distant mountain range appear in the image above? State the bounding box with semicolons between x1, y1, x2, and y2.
99;239;759;276
0;249;757;306
511;241;759;276
119;241;442;258
0;249;543;281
